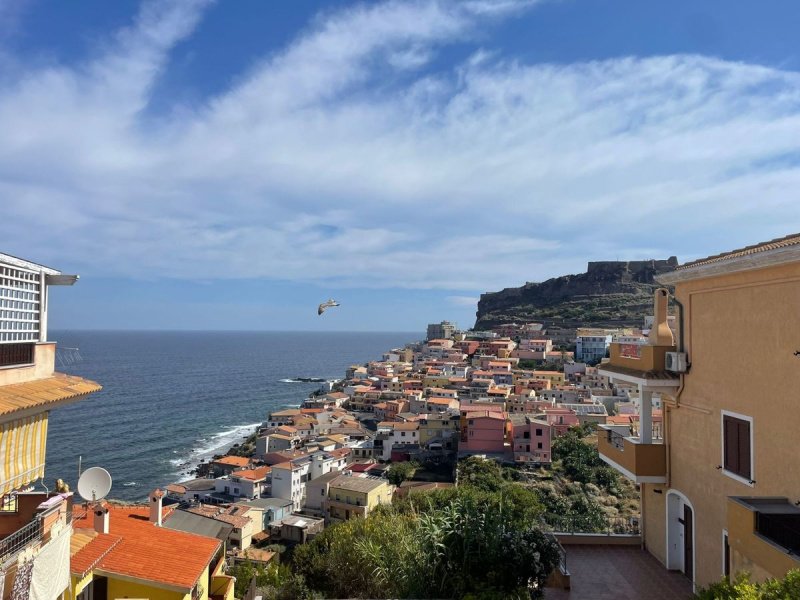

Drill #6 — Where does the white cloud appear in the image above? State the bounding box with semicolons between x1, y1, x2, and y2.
1;0;800;294
446;296;480;307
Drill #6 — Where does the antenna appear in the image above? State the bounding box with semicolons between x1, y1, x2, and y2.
77;467;112;502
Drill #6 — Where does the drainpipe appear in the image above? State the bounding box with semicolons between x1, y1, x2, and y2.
666;294;687;489
671;294;687;408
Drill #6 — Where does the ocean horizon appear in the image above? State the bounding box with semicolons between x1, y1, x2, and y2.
45;330;419;501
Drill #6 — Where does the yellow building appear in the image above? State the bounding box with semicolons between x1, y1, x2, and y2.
530;370;565;386
598;234;800;590
70;496;232;600
324;475;393;523
418;414;460;449
0;253;102;597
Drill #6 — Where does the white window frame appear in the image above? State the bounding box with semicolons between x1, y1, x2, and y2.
720;410;754;487
722;529;729;579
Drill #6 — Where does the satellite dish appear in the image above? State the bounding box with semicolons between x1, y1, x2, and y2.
77;467;112;502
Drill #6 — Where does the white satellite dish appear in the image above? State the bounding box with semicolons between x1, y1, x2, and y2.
77;467;112;502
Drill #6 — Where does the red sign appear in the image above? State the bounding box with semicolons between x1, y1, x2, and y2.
620;344;642;359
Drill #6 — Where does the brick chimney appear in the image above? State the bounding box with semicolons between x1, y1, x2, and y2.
93;501;110;535
150;489;165;526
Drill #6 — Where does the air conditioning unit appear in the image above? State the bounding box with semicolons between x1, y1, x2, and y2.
665;352;688;373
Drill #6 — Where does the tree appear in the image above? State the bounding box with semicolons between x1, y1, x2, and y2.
387;460;419;486
456;457;508;492
293;488;558;599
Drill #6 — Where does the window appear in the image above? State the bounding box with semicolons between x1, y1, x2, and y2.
536;428;543;436
722;413;752;482
523;431;530;439
0;494;17;512
537;442;543;450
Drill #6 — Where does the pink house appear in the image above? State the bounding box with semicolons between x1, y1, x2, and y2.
460;410;507;454
509;415;552;464
541;408;580;438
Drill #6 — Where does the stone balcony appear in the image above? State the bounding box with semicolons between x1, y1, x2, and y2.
597;425;667;484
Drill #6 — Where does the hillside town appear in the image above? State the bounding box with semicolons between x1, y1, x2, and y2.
1;234;800;599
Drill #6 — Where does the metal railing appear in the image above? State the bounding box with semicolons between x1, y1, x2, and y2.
544;514;641;536
0;517;43;566
0;507;77;568
606;428;626;450
545;532;568;574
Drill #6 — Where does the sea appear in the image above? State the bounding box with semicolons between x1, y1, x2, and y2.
44;331;418;502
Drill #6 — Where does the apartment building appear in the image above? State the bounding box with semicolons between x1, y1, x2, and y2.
575;329;613;363
426;321;456;341
597;234;800;589
508;414;551;464
0;254;102;598
324;475;393;523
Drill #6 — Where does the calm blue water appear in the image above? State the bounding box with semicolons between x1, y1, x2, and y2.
45;331;417;501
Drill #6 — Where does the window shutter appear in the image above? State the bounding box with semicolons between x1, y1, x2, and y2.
738;420;751;480
723;417;739;474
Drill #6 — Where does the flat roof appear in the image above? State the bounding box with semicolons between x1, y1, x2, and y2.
329;475;387;493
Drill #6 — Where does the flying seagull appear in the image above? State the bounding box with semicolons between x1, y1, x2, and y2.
318;299;340;316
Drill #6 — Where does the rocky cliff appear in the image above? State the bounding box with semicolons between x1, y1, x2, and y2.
475;258;678;330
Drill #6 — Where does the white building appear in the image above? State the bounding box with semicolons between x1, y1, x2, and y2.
575;332;613;363
270;461;309;511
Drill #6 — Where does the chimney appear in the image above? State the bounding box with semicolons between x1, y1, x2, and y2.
93;501;110;535
648;288;674;347
150;489;165;526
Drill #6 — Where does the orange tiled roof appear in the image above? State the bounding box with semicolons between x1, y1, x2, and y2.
72;505;220;590
677;233;800;271
0;374;101;417
212;456;250;467
71;532;123;577
232;466;271;481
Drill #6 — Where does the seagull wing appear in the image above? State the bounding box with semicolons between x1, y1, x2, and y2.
318;303;326;316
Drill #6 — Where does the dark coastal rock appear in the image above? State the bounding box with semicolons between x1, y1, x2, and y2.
475;258;678;330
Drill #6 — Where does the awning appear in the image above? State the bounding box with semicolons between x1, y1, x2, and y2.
0;374;102;418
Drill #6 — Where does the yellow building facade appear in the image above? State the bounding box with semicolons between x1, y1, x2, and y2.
599;235;800;590
325;476;393;523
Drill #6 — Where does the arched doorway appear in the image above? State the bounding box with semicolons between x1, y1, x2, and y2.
666;490;695;581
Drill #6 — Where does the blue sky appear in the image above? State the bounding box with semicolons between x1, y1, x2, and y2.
3;0;800;331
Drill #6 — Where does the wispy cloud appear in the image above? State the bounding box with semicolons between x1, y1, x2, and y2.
1;0;799;294
446;296;480;308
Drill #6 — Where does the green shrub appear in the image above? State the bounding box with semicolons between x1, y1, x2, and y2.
693;570;800;600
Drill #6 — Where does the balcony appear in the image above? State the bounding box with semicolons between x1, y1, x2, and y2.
598;342;680;388
597;425;666;484
325;498;368;522
727;497;800;580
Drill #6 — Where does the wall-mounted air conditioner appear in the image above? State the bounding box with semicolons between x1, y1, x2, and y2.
665;352;688;373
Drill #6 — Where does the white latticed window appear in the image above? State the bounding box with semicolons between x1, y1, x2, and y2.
0;265;41;343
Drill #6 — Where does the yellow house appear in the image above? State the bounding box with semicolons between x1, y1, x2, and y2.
0;253;102;598
70;498;233;600
324;475;393;523
418;414;460;449
530;370;565;386
598;234;800;590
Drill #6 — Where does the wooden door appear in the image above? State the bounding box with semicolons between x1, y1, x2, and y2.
683;504;693;580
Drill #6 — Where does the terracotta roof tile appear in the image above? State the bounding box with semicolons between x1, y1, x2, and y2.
677;233;800;271
72;505;220;590
71;532;123;577
212;456;250;467
232;466;271;481
0;374;101;416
